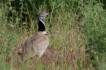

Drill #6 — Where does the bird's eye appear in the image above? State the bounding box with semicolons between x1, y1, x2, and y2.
40;16;45;17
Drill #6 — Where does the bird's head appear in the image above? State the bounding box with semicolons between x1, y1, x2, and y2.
38;12;49;22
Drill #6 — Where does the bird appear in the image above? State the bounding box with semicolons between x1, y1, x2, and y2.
18;12;49;61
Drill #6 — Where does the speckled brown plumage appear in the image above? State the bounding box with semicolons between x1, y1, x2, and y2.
19;12;49;61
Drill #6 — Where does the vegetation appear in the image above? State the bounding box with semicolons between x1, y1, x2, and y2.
0;0;106;70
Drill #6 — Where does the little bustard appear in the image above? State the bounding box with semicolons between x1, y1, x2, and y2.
19;12;49;61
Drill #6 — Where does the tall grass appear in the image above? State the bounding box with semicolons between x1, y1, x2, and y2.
0;0;106;70
78;0;106;69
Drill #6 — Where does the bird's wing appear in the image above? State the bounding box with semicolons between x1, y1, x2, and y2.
24;33;48;51
27;34;47;45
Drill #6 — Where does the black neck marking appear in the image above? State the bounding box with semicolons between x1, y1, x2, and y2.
38;20;45;31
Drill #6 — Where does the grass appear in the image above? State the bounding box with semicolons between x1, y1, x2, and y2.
0;0;106;70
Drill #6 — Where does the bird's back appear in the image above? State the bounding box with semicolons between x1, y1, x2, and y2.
22;32;49;60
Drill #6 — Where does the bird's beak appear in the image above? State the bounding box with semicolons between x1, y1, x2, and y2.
45;13;49;16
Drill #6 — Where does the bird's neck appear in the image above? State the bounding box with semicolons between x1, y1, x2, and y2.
38;20;47;35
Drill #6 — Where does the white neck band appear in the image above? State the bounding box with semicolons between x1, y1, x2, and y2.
42;31;47;35
39;20;45;25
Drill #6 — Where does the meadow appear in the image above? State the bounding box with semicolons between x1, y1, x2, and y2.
0;0;106;70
